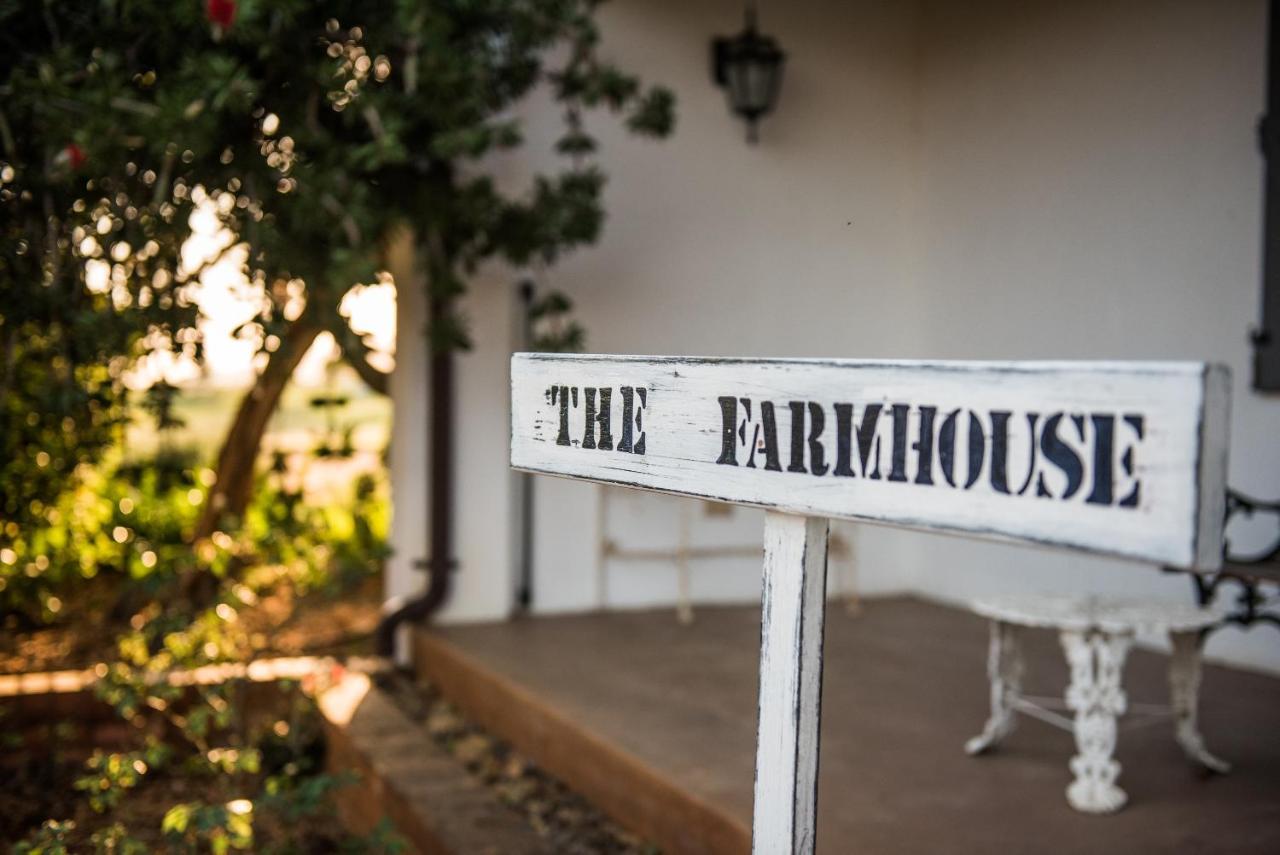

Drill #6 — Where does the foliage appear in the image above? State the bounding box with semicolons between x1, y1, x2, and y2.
2;0;675;550
1;0;237;538
76;744;173;813
529;288;587;352
4;391;393;846
3;1;674;843
0;440;386;624
12;820;77;855
12;492;398;852
93;600;399;852
2;447;208;623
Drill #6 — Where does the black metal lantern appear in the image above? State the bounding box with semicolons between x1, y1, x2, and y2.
712;4;785;143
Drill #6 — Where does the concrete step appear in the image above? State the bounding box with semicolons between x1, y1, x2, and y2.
318;669;556;855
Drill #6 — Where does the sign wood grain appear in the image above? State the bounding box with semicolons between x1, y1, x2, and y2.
511;354;1230;570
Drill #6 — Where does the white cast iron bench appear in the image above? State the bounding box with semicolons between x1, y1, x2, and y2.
964;595;1228;814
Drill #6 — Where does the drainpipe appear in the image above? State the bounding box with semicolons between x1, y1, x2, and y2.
1256;0;1280;389
516;280;536;612
375;290;456;657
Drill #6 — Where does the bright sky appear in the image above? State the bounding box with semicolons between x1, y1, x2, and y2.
121;198;396;390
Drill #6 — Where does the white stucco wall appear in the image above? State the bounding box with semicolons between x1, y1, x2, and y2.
387;271;521;628
905;0;1279;672
388;0;1280;672
520;0;927;613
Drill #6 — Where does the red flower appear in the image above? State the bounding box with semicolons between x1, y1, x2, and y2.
206;0;236;29
65;143;86;170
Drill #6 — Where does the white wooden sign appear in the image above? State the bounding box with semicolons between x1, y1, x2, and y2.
509;353;1231;853
512;354;1229;570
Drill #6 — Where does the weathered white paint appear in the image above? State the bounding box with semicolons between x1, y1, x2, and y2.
512;353;1230;570
753;513;828;854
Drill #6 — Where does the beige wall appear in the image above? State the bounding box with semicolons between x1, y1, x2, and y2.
388;0;1280;671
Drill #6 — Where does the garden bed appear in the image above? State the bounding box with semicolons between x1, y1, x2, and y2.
1;661;395;852
2;656;658;853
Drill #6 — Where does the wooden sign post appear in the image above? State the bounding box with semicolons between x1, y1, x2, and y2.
510;354;1231;853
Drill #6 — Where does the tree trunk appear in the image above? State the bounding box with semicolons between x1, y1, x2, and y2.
193;312;323;541
337;324;390;396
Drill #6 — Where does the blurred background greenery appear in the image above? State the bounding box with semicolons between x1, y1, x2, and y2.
1;0;671;845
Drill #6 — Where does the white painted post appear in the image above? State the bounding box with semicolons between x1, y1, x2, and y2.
753;512;829;855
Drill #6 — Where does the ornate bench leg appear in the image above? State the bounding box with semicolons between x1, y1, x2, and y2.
1061;628;1130;814
1168;630;1230;774
966;620;1024;755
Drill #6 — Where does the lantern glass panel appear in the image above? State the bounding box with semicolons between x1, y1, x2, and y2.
726;58;782;119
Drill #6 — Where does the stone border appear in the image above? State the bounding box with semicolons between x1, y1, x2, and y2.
412;627;751;855
317;669;556;854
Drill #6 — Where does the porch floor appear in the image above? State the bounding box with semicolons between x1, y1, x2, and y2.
418;597;1280;854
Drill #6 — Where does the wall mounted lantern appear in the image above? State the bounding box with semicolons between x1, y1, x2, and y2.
712;4;785;143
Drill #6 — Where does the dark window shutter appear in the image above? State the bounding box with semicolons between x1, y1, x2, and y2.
1256;0;1280;390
